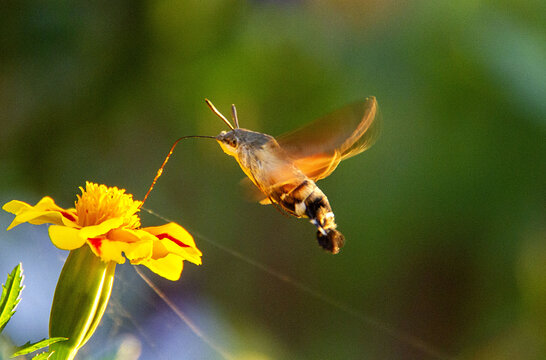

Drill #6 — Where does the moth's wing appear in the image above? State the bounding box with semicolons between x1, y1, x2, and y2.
240;178;272;204
240;157;304;220
240;144;308;208
276;97;379;181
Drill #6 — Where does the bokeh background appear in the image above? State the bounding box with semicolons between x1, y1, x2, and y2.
1;0;545;359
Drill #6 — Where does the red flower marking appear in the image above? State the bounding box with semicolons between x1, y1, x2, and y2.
45;209;76;222
88;237;103;255
156;233;190;248
60;211;76;222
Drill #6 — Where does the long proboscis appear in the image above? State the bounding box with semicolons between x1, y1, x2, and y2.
140;135;216;208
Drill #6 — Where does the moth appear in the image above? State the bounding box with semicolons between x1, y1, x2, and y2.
205;97;380;254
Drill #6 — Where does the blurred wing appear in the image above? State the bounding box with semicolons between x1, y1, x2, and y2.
240;143;309;206
277;96;380;181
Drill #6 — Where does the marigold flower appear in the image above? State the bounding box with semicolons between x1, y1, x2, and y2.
3;182;202;281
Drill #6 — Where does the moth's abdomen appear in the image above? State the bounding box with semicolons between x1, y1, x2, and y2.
303;188;345;254
276;179;345;254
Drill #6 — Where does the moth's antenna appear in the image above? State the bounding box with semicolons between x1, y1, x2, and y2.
205;99;234;130
231;104;239;128
140;135;216;208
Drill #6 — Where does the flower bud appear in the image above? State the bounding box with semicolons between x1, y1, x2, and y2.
49;246;116;360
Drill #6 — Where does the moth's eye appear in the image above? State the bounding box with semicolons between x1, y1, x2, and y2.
223;137;236;147
224;137;236;147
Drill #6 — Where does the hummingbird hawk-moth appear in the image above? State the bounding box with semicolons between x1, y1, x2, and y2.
205;97;380;254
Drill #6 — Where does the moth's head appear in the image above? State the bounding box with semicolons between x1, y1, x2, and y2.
215;130;240;157
216;128;273;157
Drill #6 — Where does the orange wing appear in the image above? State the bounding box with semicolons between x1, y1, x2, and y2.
277;97;380;181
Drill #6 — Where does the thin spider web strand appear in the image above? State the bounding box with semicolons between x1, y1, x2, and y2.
134;266;236;360
142;207;456;360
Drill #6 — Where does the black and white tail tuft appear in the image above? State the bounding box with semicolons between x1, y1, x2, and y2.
317;228;345;254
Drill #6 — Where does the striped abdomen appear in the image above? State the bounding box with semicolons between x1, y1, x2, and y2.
272;179;345;254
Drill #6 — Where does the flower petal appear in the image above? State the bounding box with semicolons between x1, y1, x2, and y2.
49;225;86;250
142;223;202;265
142;222;197;247
109;228;154;262
108;228;140;243
87;238;127;264
124;240;154;262
78;217;124;239
139;255;184;281
3;197;78;230
108;228;153;244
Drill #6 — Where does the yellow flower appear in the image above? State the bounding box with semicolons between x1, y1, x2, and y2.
3;182;201;281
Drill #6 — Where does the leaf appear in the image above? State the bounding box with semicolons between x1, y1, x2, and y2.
31;351;54;360
11;338;67;357
0;263;24;333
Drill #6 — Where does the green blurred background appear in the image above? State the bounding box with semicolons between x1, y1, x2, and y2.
1;0;545;359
